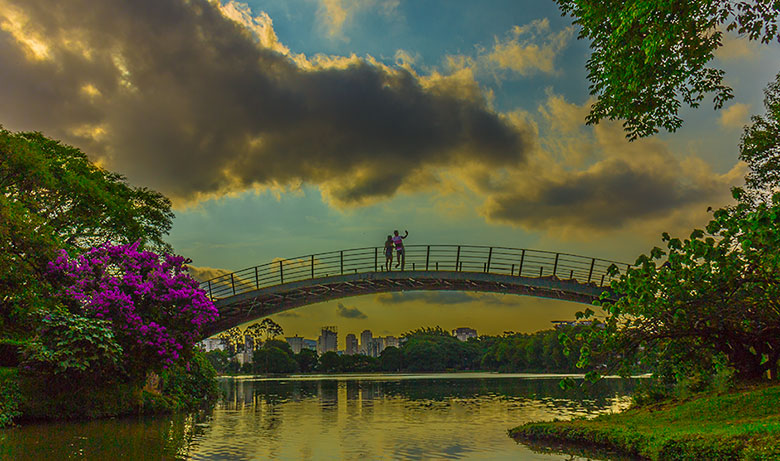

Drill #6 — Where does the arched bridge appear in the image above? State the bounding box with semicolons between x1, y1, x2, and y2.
199;245;628;337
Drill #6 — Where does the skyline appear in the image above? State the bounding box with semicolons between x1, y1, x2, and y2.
2;0;780;340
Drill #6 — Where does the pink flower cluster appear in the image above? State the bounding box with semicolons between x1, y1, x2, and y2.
48;242;219;368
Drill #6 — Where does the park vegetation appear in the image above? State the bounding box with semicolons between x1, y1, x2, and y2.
0;128;220;426
204;325;596;375
514;2;780;458
555;0;779;139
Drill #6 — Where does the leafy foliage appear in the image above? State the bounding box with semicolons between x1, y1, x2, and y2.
46;242;219;381
206;325;594;375
217;327;245;354
20;311;123;382
244;318;284;345
481;328;596;373
0;368;21;428
554;0;780;139
159;351;221;410
0;127;174;335
741;71;780;199
572;190;780;383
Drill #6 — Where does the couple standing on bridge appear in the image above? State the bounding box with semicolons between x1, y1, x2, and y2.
384;230;408;271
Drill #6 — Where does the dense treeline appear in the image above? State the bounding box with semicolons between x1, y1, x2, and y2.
205;326;593;375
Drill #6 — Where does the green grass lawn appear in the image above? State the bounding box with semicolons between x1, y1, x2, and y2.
510;383;780;460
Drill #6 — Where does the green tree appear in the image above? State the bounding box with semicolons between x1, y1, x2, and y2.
555;0;780;139
244;323;265;350
20;311;123;386
740;71;780;199
204;349;231;373
217;327;244;355
341;354;378;372
259;318;284;341
379;346;403;372
253;346;298;374
0;128;173;335
572;190;780;383
295;349;319;372
318;351;342;373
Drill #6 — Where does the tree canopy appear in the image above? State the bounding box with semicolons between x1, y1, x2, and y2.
555;0;780;139
740;71;780;199
44;242;218;381
571;189;780;383
0;128;174;335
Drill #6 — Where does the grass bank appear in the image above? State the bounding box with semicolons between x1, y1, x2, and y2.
509;383;780;460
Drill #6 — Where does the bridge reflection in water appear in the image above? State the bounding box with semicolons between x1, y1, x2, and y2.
199;245;628;337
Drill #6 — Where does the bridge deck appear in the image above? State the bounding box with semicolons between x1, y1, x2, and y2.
199;245;627;337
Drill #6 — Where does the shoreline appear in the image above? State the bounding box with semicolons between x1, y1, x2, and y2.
509;383;780;460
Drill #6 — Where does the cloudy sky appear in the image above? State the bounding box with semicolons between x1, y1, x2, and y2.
3;0;779;345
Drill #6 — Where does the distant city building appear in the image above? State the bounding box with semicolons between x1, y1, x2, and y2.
384;336;399;348
360;329;373;355
302;339;317;351
345;334;358;355
286;335;304;354
318;326;338;354
235;349;253;365
551;320;594;329
244;336;255;352
452;327;477;342
199;338;225;352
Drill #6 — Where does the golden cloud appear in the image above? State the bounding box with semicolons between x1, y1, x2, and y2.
718;102;751;129
0;0;531;209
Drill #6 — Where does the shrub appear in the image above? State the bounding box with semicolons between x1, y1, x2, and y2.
20;310;123;384
47;241;218;382
160;351;220;411
0;368;21;427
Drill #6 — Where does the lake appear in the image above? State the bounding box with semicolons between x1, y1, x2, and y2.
1;373;636;460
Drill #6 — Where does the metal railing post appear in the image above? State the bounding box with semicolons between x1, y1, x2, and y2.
208;280;212;300
375;248;378;272
600;274;605;286
455;246;461;271
279;260;284;284
511;264;515;276
425;245;430;271
486;247;493;273
519;249;525;277
553;253;559;277
311;255;315;279
255;267;259;288
231;274;236;295
587;258;595;283
340;251;344;275
539;266;544;277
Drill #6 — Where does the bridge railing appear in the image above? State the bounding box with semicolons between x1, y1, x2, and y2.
200;245;628;301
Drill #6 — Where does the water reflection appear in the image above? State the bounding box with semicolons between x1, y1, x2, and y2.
0;374;635;460
197;374;633;460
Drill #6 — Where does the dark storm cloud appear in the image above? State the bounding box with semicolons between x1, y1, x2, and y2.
0;0;529;205
336;302;367;319
481;156;733;231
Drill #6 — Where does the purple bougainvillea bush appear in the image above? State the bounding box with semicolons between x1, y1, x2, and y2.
47;241;218;376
